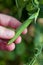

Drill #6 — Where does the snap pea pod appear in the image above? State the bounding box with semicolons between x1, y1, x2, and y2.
8;12;38;44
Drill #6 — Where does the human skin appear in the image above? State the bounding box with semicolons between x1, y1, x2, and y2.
0;14;27;51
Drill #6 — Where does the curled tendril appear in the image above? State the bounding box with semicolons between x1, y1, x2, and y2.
28;45;42;65
32;0;39;8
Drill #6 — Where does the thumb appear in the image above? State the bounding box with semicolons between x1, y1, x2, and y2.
0;26;15;39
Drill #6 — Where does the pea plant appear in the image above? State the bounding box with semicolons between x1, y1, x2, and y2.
7;0;43;65
8;0;40;44
0;0;43;65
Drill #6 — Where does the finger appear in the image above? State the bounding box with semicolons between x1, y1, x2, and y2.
22;28;27;35
0;14;21;28
0;26;15;39
0;39;15;51
6;43;15;51
15;36;22;44
0;14;27;34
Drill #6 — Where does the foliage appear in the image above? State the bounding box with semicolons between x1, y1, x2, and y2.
0;0;43;65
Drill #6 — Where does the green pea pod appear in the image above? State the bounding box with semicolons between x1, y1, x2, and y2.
8;10;39;44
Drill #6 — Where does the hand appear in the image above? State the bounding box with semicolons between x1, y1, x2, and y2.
0;14;27;51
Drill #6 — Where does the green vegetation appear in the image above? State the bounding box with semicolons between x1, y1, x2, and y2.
0;0;43;65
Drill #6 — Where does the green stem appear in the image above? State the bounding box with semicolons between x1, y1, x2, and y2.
28;46;42;65
8;12;38;44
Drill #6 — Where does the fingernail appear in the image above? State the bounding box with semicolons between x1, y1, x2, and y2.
15;36;22;44
6;43;15;51
6;29;15;38
22;28;27;34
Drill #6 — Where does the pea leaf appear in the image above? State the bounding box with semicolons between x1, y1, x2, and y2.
15;0;29;9
15;40;26;55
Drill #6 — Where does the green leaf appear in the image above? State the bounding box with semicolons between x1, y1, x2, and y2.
39;0;43;4
36;52;43;65
0;4;5;11
4;0;13;7
15;40;26;55
15;0;29;19
5;51;16;60
15;0;29;9
26;3;35;12
0;61;6;65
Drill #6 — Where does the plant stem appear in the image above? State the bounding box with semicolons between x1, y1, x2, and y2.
8;12;38;44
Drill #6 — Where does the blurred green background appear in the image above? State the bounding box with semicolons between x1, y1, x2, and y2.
0;0;43;65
